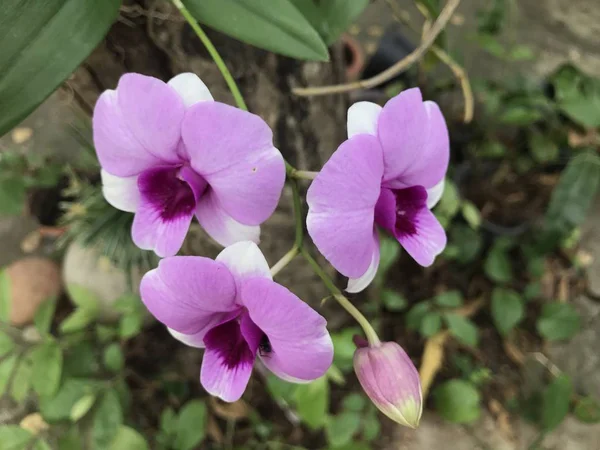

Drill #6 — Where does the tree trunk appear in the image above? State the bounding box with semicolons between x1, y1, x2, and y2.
70;0;348;303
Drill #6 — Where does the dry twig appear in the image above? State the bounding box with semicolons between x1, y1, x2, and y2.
292;0;461;97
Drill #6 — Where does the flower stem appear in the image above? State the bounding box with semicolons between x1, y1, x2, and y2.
171;0;248;111
270;246;299;277
301;248;381;346
290;170;319;181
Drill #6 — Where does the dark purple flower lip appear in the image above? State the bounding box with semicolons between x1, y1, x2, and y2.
138;165;207;221
375;185;428;238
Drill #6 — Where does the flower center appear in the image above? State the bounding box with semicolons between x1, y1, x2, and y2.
204;319;254;369
138;166;207;220
391;185;427;237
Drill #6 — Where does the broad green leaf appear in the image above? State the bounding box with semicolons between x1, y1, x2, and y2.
175;400;207;450
119;313;143;340
326;363;345;385
34;296;57;335
290;0;368;45
436;178;460;218
541;375;572;431
0;177;26;215
66;284;100;312
33;439;52;450
434;379;481;424
266;374;296;403
420;312;442;337
70;394;97;422
434;290;463;308
342;393;366;412
484;244;512;283
491;288;524;336
362;410;380;442
0;354;18;396
103;344;124;373
41;378;98;422
10;354;32;403
92;389;123;449
294;376;329;430
0;331;15;358
0;269;11;322
461;201;481;229
109;426;149;450
552;65;600;128
96;325;117;343
499;105;543;125
31;341;63;397
537;302;581;341
381;289;408;312
0;425;33;450
0;0;120;136
160;408;178;435
444;313;478;347
446;224;482;264
57;427;82;450
545;152;600;235
375;237;401;285
63;341;100;377
326;411;362;448
183;0;328;61
60;308;97;334
574;397;600;424
113;294;144;315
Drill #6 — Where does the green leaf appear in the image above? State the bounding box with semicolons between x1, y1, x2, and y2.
0;269;11;322
183;0;329;61
66;284;100;312
574;397;600;424
406;302;431;330
375;237;401;285
34;296;57;335
499;105;543;125
60;308;97;334
461;201;482;229
325;411;362;448
326;363;346;385
40;378;98;422
342;393;366;412
362;410;380;442
96;325;117;343
31;341;63;397
294;376;329;430
0;354;18;396
109;426;149;450
33;439;52;450
434;290;464;308
62;341;100;377
174;400;207;450
491;288;524;336
331;327;361;372
70;393;97;422
381;289;408;312
545;152;600;235
290;0;368;45
484;244;513;283
103;344;124;373
11;354;33;403
0;177;26;215
420;312;442;337
434;379;481;424
160;408;178;435
57;428;82;450
92;389;123;449
537;302;581;341
119;313;143;340
446;224;482;264
529;130;559;163
266;374;296;403
444;313;479;347
541;375;573;431
524;282;542;301
0;331;15;358
0;0;120;135
0;425;33;450
552;65;600;128
436;178;460;218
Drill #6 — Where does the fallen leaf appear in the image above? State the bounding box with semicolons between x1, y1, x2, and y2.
209;397;250;420
206;414;224;443
488;399;514;442
20;413;49;435
419;331;448;398
503;339;525;366
20;230;42;254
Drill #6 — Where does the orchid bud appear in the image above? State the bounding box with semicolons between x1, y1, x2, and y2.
353;337;423;428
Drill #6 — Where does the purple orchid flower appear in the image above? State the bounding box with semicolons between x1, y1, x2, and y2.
140;241;334;402
307;88;449;293
94;73;286;257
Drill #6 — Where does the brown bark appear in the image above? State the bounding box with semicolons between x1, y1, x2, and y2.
69;0;348;303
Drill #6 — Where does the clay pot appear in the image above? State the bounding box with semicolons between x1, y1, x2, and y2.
5;257;61;326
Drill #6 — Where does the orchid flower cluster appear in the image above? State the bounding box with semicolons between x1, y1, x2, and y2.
93;72;449;428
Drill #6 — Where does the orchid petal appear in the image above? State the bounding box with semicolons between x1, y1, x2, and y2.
347;101;382;138
346;231;380;293
101;169;140;213
168;72;214;107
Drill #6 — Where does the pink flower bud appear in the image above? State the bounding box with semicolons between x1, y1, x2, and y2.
353;338;423;428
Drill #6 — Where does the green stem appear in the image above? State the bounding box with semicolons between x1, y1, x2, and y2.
172;0;248;111
301;248;380;346
270;246;299;277
290;179;304;249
